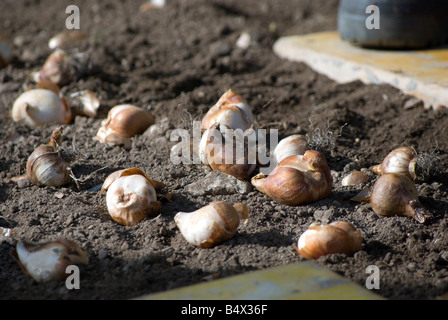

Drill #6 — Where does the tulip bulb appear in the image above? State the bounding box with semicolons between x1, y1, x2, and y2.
201;89;255;133
48;31;88;50
200;125;256;180
101;168;164;226
26;127;72;187
341;170;369;186
70;90;100;118
11;88;72;128
251;150;332;206
95;104;155;149
33;49;75;86
140;0;166;11
370;147;417;181
273;134;307;164
296;221;363;260
175;201;249;248
11;238;89;283
0;34;12;68
33;49;93;86
370;173;430;223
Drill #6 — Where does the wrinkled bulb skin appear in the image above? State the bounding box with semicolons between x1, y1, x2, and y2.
102;168;164;226
11;239;89;283
296;221;363;260
106;174;159;226
370;173;430;223
371;147;417;181
203;125;256;180
11;89;71;128
175;201;249;248
26;127;72;187
251;150;333;206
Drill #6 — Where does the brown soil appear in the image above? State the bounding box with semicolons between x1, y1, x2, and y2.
1;0;448;300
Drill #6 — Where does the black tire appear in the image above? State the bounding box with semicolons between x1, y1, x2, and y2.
338;0;448;49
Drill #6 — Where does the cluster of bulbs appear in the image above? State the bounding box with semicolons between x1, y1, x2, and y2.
5;32;157;282
4;31;433;283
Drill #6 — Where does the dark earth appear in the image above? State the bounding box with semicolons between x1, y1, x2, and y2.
1;0;448;300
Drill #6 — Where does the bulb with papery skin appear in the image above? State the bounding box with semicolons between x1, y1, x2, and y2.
251;150;332;206
33;49;75;86
296;221;362;260
70;90;100;118
370;147;417;181
101;168;165;226
200;125;256;180
26;127;72;187
273;134;307;164
48;31;87;50
201;89;255;133
11;238;89;283
175;201;249;248
11;89;71;128
341;170;369;186
95;104;155;149
370;173;430;223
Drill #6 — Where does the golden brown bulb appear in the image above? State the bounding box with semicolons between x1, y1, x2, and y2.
48;31;88;50
296;221;362;260
95;104;155;149
341;170;369;186
175;201;249;248
370;173;430;223
33;48;93;87
200;125;256;180
251;150;332;206
33;49;76;86
11;238;89;283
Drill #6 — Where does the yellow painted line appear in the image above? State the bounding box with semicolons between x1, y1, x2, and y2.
136;261;384;300
273;31;448;110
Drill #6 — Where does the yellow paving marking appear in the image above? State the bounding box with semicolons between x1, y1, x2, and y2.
137;261;384;300
273;31;448;110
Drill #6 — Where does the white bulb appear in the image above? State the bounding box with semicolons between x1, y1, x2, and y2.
11;89;69;128
273;134;307;164
175;201;249;248
175;207;223;247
